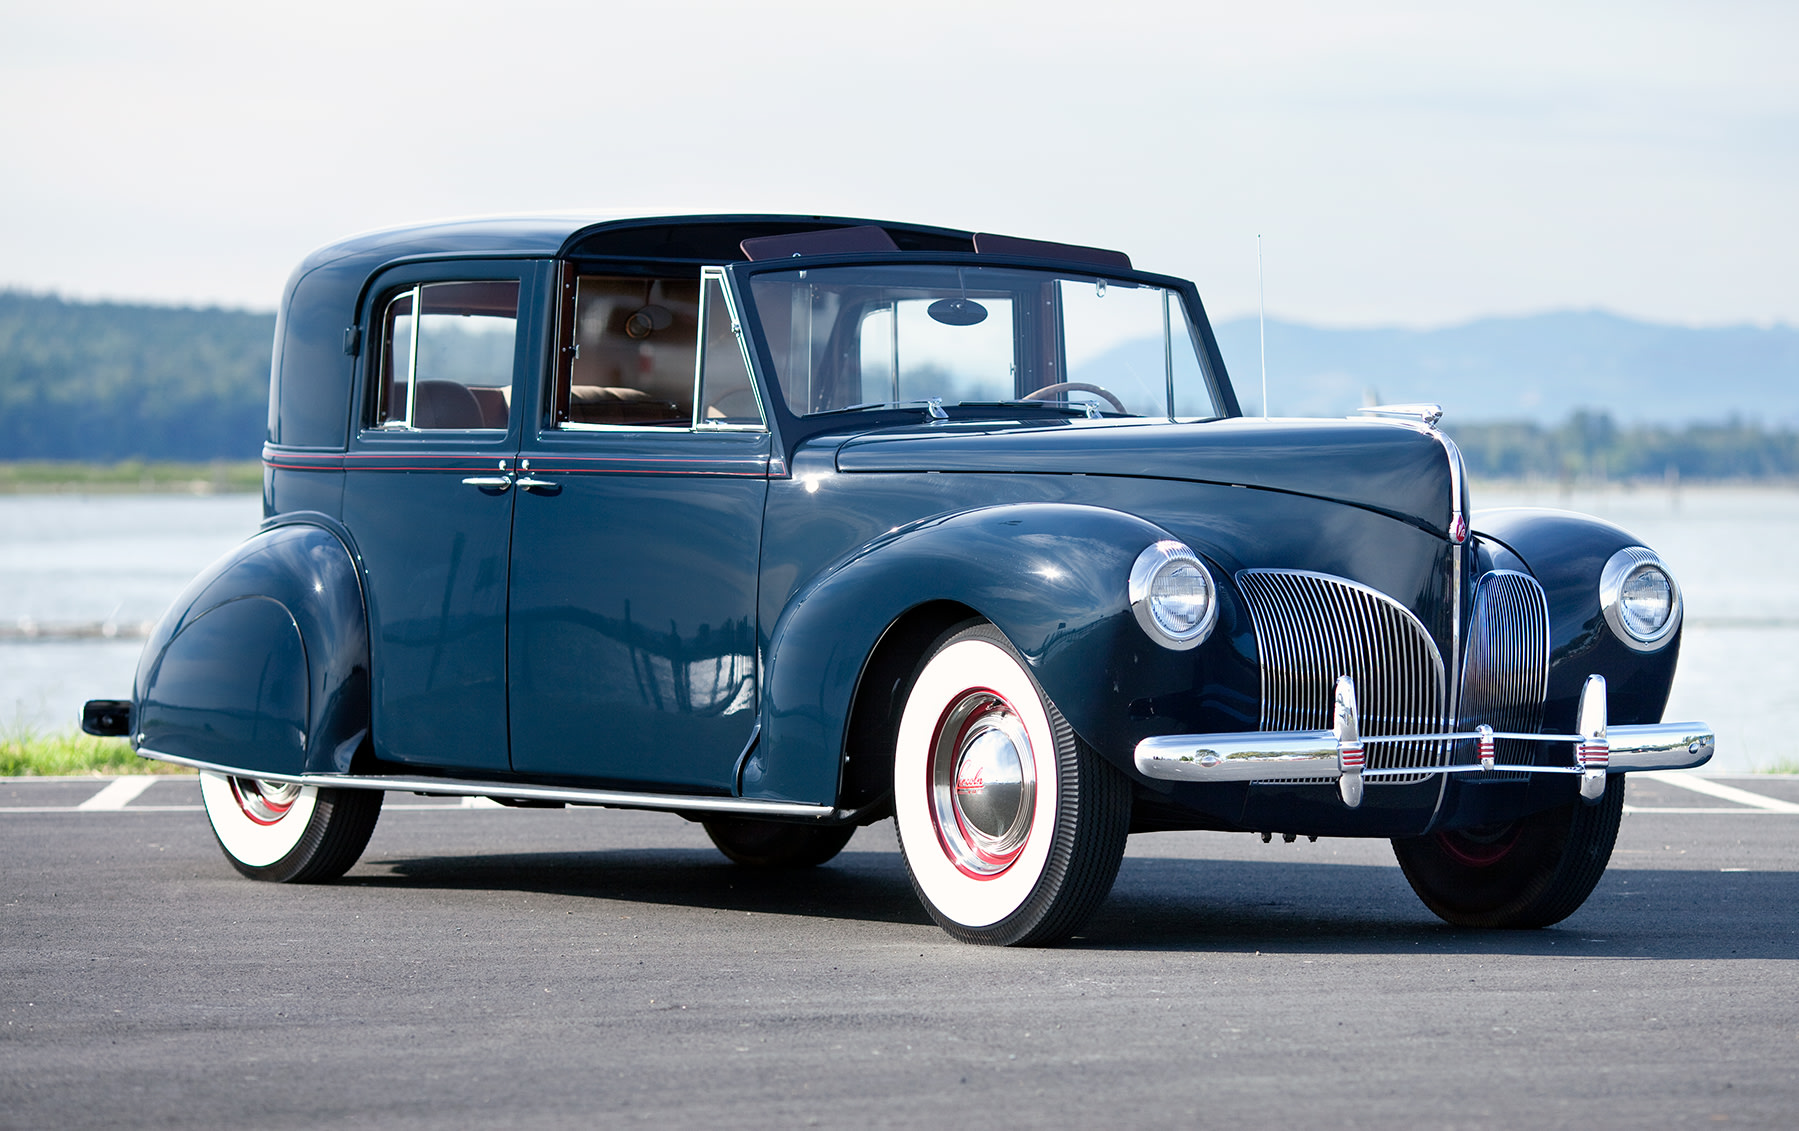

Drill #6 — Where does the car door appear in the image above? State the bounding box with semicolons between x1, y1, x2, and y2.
506;266;768;791
341;262;547;772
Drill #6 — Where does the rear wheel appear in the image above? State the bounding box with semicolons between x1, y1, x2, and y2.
892;622;1131;946
702;816;855;868
1391;776;1625;928
199;772;383;883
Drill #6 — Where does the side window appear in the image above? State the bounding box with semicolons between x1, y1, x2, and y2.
558;275;699;428
375;281;518;430
695;269;763;427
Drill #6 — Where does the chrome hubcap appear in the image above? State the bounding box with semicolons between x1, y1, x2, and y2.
929;691;1036;877
230;777;302;825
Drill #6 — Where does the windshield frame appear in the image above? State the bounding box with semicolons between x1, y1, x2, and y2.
723;253;1240;446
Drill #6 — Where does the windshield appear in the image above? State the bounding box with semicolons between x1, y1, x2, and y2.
744;264;1219;419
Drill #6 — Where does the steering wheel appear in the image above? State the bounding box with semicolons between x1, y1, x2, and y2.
1022;382;1127;414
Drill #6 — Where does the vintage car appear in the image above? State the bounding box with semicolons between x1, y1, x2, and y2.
83;214;1713;945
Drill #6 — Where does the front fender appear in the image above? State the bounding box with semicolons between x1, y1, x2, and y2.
1473;508;1681;730
755;503;1196;804
134;518;369;776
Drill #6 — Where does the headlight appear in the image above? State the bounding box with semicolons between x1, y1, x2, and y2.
1600;547;1682;651
1129;541;1217;651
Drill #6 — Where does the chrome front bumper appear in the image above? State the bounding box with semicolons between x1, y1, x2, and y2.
1133;674;1714;808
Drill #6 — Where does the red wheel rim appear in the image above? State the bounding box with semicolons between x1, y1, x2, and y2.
229;777;302;826
1434;822;1523;868
926;689;1037;879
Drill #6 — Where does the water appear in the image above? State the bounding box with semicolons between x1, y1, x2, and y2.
0;486;1788;772
1;494;263;732
1475;482;1799;773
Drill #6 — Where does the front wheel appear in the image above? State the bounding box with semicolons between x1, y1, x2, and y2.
1391;776;1625;928
199;772;383;883
893;622;1131;946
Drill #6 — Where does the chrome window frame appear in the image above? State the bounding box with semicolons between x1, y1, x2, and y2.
739;262;1217;423
372;280;515;434
376;285;423;430
549;267;768;436
692;265;769;433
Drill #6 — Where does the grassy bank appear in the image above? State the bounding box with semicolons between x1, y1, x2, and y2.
0;459;261;494
0;728;188;776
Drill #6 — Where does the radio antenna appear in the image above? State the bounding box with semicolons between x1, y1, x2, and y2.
1257;234;1268;418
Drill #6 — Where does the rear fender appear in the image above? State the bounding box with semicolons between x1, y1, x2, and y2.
755;503;1197;804
134;516;369;777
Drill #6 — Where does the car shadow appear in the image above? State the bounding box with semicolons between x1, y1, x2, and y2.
348;846;1795;960
355;846;934;926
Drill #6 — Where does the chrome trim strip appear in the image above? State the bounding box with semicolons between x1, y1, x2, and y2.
402;284;421;427
1161;289;1176;421
134;749;840;819
1435;429;1468;757
554;421;770;435
1357;403;1444;427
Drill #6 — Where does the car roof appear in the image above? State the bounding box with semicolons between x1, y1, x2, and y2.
293;213;982;277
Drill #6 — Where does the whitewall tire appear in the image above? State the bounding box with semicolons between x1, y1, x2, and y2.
200;771;383;883
893;622;1131;945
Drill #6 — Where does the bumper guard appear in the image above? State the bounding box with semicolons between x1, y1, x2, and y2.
1133;674;1714;809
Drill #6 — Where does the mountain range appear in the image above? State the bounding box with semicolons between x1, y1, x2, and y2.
1210;311;1798;426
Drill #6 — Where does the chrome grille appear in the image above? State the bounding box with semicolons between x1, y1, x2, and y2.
1456;570;1550;777
1237;570;1449;782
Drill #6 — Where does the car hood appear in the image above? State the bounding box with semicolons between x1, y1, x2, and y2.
833;416;1461;539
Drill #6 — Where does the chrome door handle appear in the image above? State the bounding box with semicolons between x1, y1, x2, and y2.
462;475;513;490
515;476;559;494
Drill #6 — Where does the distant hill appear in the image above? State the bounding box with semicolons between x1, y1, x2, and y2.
0;291;273;461
2;292;1796;465
1212;311;1799;426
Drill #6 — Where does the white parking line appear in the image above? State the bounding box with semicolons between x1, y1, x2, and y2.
1623;806;1798;814
1639;771;1799;813
75;777;159;811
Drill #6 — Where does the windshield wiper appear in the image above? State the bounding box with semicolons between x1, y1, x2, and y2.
984;399;1108;420
819;397;950;420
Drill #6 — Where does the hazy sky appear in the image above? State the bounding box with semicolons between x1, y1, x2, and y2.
2;0;1792;327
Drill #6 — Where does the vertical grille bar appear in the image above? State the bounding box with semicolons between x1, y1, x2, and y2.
1236;570;1449;782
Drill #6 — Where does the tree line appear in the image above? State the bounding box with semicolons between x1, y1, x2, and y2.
0;290;272;461
1444;413;1799;482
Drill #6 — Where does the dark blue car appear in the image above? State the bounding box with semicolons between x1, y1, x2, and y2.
84;215;1712;944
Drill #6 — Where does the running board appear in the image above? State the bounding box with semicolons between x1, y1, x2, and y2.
136;748;840;821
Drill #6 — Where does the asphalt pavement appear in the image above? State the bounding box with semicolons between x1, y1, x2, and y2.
3;772;1796;1130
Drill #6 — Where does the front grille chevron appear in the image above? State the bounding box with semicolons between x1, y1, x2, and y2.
1236;570;1449;780
1456;570;1550;776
